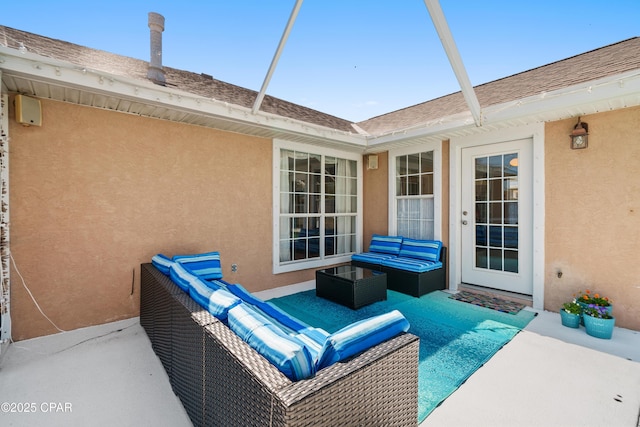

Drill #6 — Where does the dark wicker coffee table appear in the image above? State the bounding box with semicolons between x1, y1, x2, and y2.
315;265;387;309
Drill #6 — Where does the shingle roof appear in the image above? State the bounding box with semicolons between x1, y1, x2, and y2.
356;37;640;135
1;25;638;137
0;26;356;133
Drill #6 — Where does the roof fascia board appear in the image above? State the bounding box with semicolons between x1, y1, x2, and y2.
423;0;482;126
0;47;366;148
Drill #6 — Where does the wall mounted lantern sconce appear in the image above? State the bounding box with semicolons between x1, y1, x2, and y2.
570;118;588;149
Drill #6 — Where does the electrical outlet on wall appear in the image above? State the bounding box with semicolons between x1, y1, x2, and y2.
231;264;238;273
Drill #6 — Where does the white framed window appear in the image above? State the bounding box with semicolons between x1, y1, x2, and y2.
273;140;362;274
388;142;442;240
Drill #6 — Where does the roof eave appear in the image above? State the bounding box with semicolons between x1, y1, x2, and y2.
365;69;640;152
0;46;367;150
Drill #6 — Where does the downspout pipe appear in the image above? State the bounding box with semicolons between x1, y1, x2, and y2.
252;0;304;114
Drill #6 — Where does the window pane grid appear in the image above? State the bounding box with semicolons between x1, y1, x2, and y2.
279;149;357;264
395;150;435;240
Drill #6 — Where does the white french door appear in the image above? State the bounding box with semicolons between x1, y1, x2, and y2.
461;139;533;295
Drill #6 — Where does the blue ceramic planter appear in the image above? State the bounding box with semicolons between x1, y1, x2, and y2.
560;309;581;328
577;302;612;326
583;314;615;339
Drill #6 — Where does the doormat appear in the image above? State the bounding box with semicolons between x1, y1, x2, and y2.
449;290;526;314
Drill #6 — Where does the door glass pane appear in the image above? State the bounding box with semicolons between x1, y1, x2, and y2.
476;247;488;268
474;153;519;274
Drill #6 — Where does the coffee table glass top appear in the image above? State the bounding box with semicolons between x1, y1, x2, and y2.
320;265;380;281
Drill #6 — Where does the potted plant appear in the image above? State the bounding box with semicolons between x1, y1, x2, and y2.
583;304;615;339
574;290;613;324
575;289;612;311
560;300;582;328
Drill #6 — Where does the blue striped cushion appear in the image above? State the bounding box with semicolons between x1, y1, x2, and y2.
398;239;442;262
152;253;174;275
228;304;316;381
226;283;311;334
189;277;241;322
351;252;396;266
172;251;223;280
295;328;331;362
169;262;197;292
316;310;409;370
369;234;403;255
381;257;442;273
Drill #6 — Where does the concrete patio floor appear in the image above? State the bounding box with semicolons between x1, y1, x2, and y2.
1;308;639;427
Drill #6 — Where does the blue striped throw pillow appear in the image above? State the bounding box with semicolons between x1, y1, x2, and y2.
172;251;223;280
398;239;442;262
369;234;403;255
228;304;316;381
152;253;174;275
316;310;409;370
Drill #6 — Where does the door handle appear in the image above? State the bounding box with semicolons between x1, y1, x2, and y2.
462;220;468;225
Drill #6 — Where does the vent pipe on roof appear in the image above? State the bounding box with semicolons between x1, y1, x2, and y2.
147;12;166;85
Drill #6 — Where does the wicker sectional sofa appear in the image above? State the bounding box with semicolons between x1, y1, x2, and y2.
352;235;447;297
140;262;420;426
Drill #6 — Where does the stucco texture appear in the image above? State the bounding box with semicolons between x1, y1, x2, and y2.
545;107;640;330
9;98;311;340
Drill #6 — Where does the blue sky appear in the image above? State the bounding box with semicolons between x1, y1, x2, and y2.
2;1;638;122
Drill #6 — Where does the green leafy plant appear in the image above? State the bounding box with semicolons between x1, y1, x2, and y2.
583;304;613;319
575;290;612;307
562;300;582;315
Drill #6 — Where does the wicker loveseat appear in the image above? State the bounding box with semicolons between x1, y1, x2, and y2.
140;263;420;426
352;235;447;297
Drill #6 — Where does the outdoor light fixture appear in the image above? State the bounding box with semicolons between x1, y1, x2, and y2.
570;118;588;149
